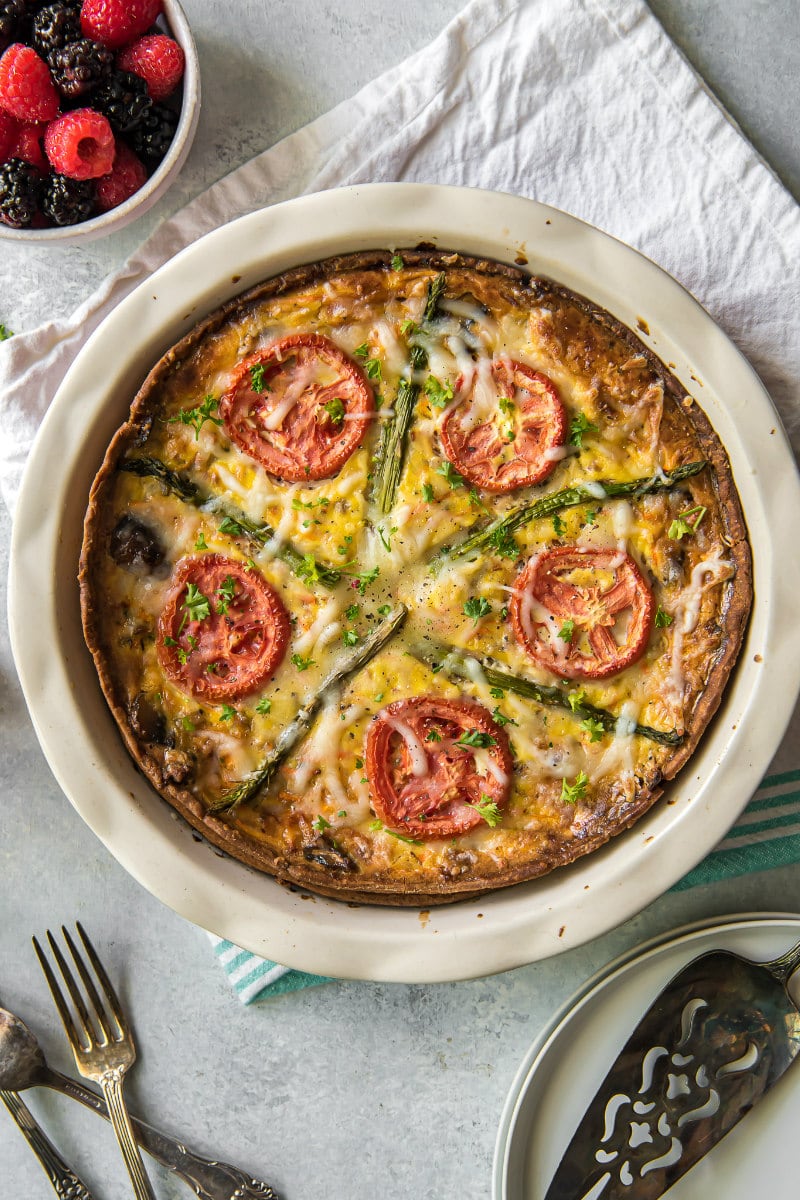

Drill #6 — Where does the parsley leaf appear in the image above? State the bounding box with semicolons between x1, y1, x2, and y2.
489;526;520;560
424;375;454;408
491;706;517;728
401;318;418;337
390;253;404;271
321;396;345;427
255;697;271;715
194;531;208;551
559;618;575;642
342;629;359;647
422;482;435;502
345;603;360;621
215;575;236;615
553;513;567;537
466;793;503;827
291;652;315;671
354;566;380;596
218;516;244;537
569;411;599;448
567;689;587;712
463;596;492;624
581;717;605;742
561;770;589;804
425;729;442;742
668;505;707;540
163;635;189;665
182;582;210;623
436;460;463;488
219;704;236;722
168;394;222;441
313;815;331;832
377;604;391;616
456;729;497;748
0;323;13;341
249;363;269;394
655;605;673;627
489;686;505;699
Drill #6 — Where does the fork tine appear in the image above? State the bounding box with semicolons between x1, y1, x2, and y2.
45;931;96;1047
32;935;86;1052
62;925;117;1044
75;922;129;1042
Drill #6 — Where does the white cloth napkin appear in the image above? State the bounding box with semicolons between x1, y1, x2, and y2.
3;0;799;1000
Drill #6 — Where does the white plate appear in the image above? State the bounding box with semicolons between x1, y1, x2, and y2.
8;184;800;981
493;913;800;1199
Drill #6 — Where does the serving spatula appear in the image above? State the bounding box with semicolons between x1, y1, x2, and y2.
544;936;800;1200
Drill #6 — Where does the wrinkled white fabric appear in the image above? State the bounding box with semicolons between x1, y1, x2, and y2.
1;0;798;512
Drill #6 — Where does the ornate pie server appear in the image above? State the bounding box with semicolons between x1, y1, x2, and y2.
544;937;800;1200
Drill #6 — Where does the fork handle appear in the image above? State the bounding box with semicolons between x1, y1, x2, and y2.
99;1072;157;1200
1;1089;95;1200
45;1069;279;1199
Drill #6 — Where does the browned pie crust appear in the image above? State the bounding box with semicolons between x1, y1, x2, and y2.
80;250;752;906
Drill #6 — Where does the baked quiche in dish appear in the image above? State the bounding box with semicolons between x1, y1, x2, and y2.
80;250;751;905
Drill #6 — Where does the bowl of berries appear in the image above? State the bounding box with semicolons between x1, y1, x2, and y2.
0;0;199;240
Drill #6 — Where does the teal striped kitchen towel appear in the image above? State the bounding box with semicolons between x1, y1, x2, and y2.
210;767;800;1004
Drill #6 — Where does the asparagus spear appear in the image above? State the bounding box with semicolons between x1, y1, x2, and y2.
370;272;447;514
120;456;341;588
208;604;408;813
410;641;683;746
431;461;707;566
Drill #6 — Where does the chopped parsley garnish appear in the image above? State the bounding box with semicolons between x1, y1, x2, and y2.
489;686;505;699
219;704;236;722
0;323;13;341
400;318;418;337
182;582;210;624
368;819;422;845
168;394;222;441
569;411;599;448
390;253;404;271
466;794;503;827
561;770;589;804
255;697;271;715
218;516;244;537
377;524;398;553
422;482;435;502
567;688;587;712
194;531;208;551
489;526;519;560
668;505;707;540
313;815;331;831
463;596;492;624
424;375;454;408
322;396;345;426
345;603;360;621
342;629;360;647
354;566;380;595
249;363;269;394
457;730;497;749
354;342;382;381
436;460;464;489
491;706;517;728
215;575;236;615
468;487;489;512
337;810;347;818
355;757;364;769
298;554;326;585
558;618;575;642
292;496;330;511
377;604;391;617
498;395;515;418
181;716;195;733
581;717;605;742
655;605;673;627
425;729;442;742
552;513;567;537
291;652;315;671
585;508;598;525
163;635;189;665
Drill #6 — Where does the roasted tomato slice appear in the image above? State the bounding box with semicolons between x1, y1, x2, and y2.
511;546;654;680
366;696;512;840
157;555;290;701
219;333;374;482
440;359;566;494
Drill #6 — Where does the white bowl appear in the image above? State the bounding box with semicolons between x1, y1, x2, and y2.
9;184;800;981
0;0;200;245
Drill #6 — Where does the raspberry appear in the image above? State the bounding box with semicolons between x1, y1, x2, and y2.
44;106;113;178
49;35;112;97
41;167;93;222
0;104;17;157
0;43;60;121
80;0;163;51
11;120;46;168
31;3;81;58
117;33;183;102
95;137;144;209
0;154;40;225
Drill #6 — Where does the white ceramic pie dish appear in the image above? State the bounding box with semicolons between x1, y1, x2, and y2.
8;184;800;981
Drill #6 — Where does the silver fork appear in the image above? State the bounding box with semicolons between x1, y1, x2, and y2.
33;924;156;1200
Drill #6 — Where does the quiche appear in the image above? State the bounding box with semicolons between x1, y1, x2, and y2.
79;250;751;905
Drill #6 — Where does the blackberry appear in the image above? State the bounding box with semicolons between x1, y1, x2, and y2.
49;37;113;98
0;157;41;227
0;0;26;53
31;2;79;57
93;70;151;134
127;102;178;164
41;171;94;225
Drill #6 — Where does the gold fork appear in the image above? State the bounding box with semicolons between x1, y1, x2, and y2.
33;924;156;1200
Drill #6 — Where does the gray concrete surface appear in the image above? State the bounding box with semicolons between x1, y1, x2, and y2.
2;2;799;1197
